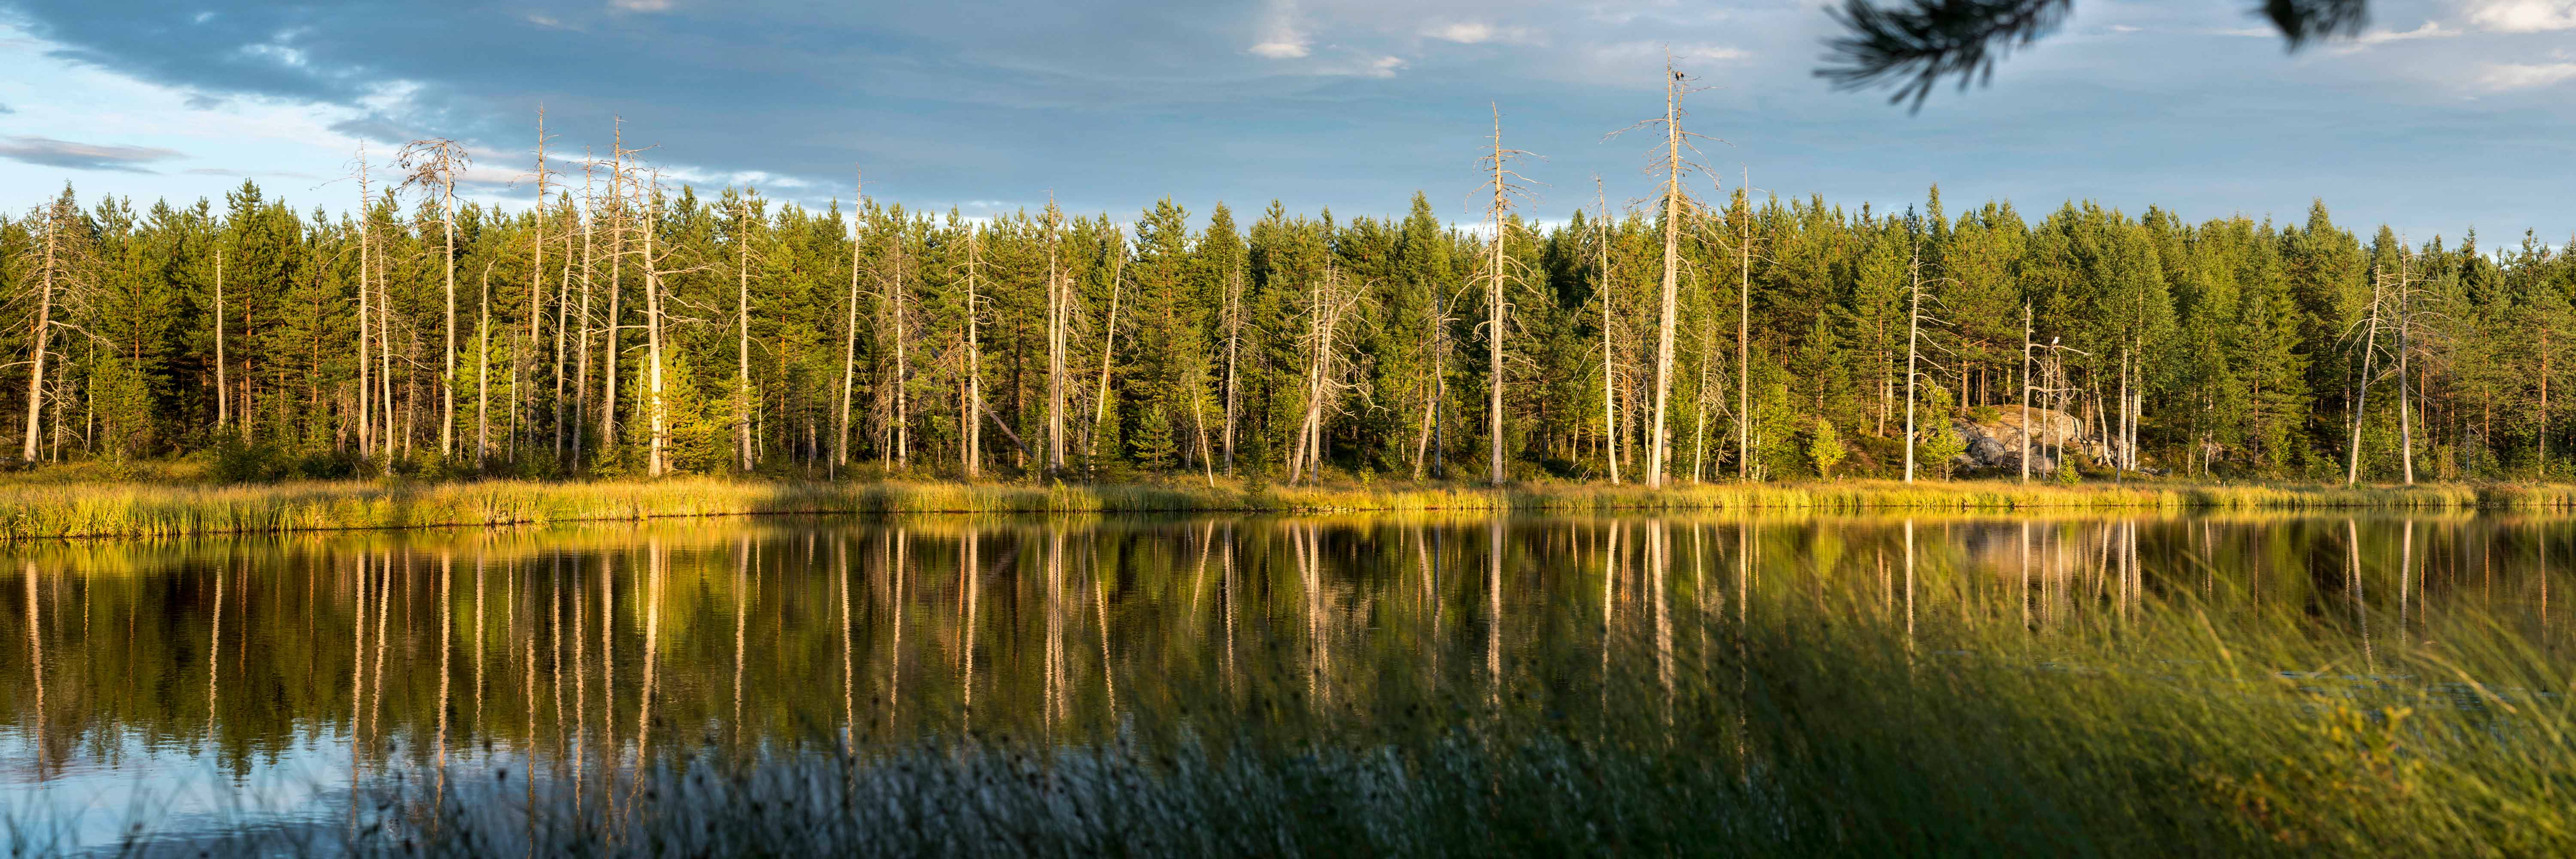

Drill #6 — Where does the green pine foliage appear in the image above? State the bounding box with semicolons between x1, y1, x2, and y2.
3;175;2571;484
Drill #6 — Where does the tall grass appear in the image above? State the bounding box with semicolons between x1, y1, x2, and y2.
49;581;2573;857
6;476;2576;539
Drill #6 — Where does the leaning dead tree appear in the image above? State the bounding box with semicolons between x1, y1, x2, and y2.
397;137;471;460
1609;52;1715;487
17;188;87;464
1478;102;1541;486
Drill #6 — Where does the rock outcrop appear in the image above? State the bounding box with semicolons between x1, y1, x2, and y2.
1942;407;2127;474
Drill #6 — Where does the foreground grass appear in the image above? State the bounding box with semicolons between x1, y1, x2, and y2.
6;475;2576;539
36;587;2573;857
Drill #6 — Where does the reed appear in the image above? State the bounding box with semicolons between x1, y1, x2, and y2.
3;477;2573;540
34;578;2570;857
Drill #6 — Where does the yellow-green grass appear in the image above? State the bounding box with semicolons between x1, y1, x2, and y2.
3;476;2573;540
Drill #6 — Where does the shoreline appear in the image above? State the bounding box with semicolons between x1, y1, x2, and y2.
3;477;2575;541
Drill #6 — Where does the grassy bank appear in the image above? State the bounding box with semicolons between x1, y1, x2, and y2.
3;476;2576;540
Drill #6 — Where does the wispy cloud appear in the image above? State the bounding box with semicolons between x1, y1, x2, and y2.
2475;61;2576;90
2339;20;2459;49
1423;21;1538;45
2466;0;2576;33
0;135;182;173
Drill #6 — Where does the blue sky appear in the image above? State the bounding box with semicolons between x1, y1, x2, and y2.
0;0;2569;245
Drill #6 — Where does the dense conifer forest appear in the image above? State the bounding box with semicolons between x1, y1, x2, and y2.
4;124;2572;485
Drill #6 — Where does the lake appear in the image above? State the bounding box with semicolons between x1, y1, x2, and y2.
4;511;2569;855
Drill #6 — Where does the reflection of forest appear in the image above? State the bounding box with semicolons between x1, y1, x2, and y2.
5;512;2567;786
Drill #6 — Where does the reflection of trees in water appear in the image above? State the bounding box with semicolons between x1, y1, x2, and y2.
2;512;2573;786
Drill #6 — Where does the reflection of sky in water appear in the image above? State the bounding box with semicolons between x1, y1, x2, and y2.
3;513;2567;853
2;733;346;854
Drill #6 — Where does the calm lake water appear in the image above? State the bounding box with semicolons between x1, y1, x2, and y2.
3;511;2570;853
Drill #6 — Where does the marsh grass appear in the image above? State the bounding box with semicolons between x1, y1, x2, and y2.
42;575;2572;858
5;477;2575;540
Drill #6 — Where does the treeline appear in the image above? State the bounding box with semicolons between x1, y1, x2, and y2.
4;141;2574;484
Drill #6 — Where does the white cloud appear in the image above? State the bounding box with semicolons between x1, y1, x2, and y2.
1250;0;1310;58
1423;21;1537;45
2475;61;2576;89
609;0;673;12
1367;55;1406;77
2465;0;2576;32
1250;40;1310;58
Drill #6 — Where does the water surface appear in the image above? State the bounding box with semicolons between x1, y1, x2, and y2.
3;511;2567;853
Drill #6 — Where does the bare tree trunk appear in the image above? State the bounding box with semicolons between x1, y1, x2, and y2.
477;262;492;467
1646;76;1683;488
573;164;595;467
213;244;226;438
1737;175;1751;481
2345;281;2385;486
1485;106;1516;487
525;111;547;466
1045;201;1067;478
893;232;909;469
1223;262;1242;476
643;179;668;477
22;198;61;463
552;213;572;462
356;150;373;457
1904;253;1922;484
1088;249;1126;466
837;174;863;469
379;222;396;464
1691;310;1715;483
963;227;984;479
442;171;457;460
1598;180;1621;486
2020;304;2032;484
737;198;755;473
601;136;626;458
2397;278;2415;485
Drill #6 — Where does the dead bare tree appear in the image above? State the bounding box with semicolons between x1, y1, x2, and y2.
1087;239;1128;468
1593;176;1622;485
1479;102;1541;486
17;189;84;463
397;137;471;460
521;109;553;466
1045;195;1069;478
351;145;374;457
572;152;598;468
836;170;863;470
1223;259;1245;477
1609;52;1717;487
959;225;987;479
1285;257;1371;485
734;191;759;472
